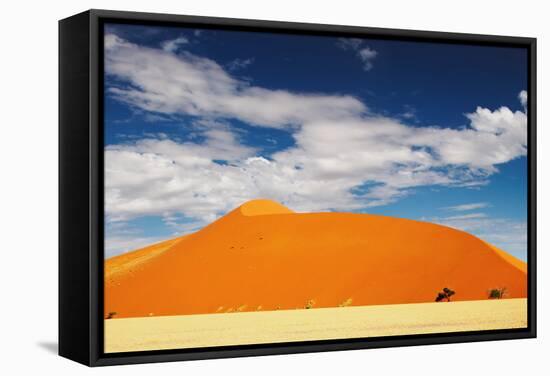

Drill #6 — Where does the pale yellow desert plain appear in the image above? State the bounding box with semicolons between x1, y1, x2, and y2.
104;298;527;353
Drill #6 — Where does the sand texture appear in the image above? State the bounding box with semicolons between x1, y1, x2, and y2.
104;298;527;353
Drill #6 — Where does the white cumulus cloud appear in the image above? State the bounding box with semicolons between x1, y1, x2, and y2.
105;34;366;129
103;34;528;257
443;202;489;211
337;38;378;71
518;90;528;108
161;36;189;52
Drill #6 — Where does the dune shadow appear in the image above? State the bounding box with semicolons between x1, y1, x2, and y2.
37;341;58;354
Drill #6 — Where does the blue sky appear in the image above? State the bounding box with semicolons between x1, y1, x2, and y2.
103;23;528;260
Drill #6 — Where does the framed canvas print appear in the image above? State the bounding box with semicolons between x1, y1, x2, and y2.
59;9;536;366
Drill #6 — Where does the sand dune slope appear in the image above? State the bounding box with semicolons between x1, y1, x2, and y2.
105;199;527;318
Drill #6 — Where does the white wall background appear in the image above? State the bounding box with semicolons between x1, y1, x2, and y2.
0;0;547;374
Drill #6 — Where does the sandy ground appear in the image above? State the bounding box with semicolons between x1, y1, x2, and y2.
104;298;527;353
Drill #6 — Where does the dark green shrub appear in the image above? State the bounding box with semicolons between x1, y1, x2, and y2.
488;287;507;299
435;287;455;302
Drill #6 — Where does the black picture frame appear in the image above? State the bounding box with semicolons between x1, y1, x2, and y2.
59;9;537;367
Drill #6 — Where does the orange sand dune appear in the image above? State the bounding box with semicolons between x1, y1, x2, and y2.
105;199;527;318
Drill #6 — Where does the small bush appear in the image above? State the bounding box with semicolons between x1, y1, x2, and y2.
305;299;316;309
435;287;455;302
488;287;507;299
338;298;353;307
106;312;117;319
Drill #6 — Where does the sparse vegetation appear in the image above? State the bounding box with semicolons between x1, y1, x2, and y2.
105;299;527;352
106;312;117;319
305;299;316;309
435;287;455;302
237;304;247;312
338;298;353;307
488;287;507;299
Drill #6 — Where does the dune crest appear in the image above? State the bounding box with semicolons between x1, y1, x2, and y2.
239;199;294;216
105;200;527;319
